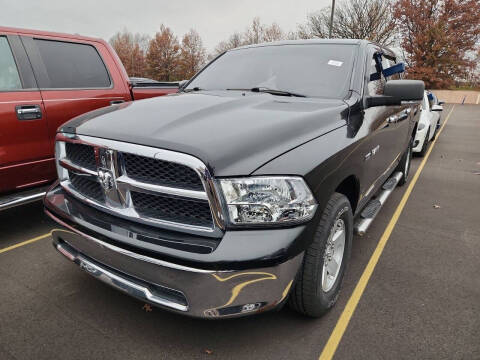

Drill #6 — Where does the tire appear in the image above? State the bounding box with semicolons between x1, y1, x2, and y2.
396;137;413;186
417;128;430;157
288;192;353;317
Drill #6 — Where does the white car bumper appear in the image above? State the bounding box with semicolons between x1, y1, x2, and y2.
413;125;428;152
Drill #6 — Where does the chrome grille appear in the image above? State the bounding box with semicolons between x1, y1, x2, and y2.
65;143;96;171
56;134;224;237
123;153;203;191
131;191;212;227
68;171;105;202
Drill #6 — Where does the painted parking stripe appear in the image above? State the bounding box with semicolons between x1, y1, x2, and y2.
319;105;456;360
0;232;51;254
476;93;480;105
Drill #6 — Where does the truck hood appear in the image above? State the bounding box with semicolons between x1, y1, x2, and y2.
63;91;348;176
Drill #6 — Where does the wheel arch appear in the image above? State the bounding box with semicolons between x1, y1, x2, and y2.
334;175;360;213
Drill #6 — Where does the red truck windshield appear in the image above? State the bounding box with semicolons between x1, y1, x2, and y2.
186;43;357;99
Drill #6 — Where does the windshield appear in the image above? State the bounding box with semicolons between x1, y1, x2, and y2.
186;44;357;99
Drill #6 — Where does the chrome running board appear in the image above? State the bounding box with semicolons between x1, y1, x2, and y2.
0;185;50;211
354;171;403;236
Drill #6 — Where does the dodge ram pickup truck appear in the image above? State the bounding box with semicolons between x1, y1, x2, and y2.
0;26;178;210
44;39;424;318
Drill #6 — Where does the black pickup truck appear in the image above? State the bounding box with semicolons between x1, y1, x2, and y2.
44;39;423;318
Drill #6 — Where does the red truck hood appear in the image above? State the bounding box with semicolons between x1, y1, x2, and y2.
62;91;347;176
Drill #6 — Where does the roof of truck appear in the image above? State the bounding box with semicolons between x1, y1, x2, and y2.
232;38;396;59
0;26;105;44
234;38;364;50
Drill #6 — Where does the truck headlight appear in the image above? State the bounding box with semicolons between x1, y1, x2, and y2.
218;177;317;226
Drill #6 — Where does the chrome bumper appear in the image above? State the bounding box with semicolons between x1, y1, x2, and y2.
50;223;303;318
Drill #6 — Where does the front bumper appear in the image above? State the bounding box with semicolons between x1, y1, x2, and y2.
45;186;305;318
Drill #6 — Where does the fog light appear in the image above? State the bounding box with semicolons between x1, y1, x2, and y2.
241;303;261;312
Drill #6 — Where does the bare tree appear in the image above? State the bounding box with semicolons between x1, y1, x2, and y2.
213;32;243;54
263;23;284;42
298;0;398;46
212;17;286;57
243;17;284;44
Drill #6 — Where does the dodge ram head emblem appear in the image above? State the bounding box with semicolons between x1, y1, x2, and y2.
98;169;114;191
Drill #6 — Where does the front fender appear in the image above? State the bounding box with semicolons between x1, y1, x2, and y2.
253;125;363;222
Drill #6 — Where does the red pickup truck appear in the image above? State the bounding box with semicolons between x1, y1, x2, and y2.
0;27;178;210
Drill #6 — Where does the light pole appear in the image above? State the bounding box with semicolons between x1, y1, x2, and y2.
329;0;336;38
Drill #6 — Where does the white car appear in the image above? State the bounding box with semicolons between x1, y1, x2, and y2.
413;91;443;156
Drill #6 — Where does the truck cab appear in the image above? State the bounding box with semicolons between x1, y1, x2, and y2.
0;27;178;210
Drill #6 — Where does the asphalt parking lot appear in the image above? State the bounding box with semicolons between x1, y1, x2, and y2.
0;104;479;360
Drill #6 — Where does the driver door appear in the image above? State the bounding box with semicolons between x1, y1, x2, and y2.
360;46;406;199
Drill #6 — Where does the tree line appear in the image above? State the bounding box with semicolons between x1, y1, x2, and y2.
110;0;480;88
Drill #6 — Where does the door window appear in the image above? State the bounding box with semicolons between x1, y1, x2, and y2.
33;39;111;89
0;37;22;90
367;51;401;96
367;55;385;96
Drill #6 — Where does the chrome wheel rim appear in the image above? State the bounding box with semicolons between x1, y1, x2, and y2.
321;218;346;292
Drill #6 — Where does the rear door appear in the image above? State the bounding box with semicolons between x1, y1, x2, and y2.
21;36;130;152
0;34;51;193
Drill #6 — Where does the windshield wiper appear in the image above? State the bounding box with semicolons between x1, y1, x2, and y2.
226;87;306;97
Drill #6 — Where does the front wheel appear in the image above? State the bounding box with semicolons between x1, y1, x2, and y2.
288;192;353;317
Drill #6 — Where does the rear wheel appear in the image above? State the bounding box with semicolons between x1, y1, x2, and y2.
288;192;353;317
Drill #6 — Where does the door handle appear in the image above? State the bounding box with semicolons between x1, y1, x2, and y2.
15;105;42;120
398;108;411;121
387;115;397;123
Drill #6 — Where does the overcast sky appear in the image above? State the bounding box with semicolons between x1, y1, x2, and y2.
0;0;331;51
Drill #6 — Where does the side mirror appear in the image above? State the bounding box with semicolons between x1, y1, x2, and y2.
438;100;445;105
366;80;425;108
431;104;443;112
384;80;425;101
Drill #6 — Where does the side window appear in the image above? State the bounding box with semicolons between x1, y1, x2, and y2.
0;36;22;91
367;54;385;96
34;39;110;89
383;58;401;80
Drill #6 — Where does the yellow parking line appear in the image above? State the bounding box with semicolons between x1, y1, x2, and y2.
319;105;456;360
0;232;51;254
